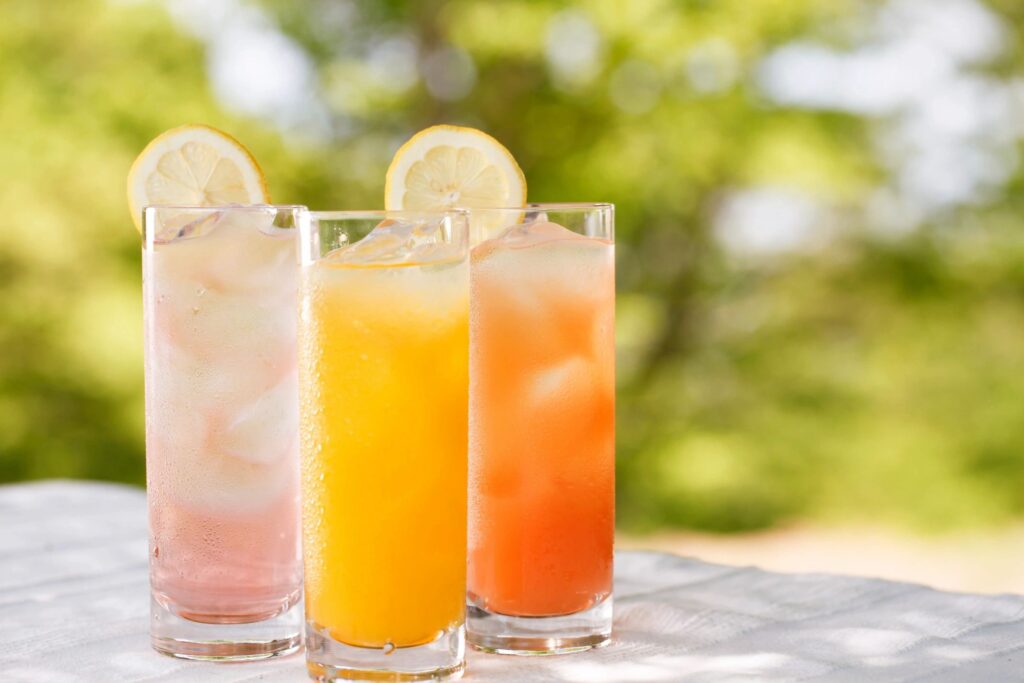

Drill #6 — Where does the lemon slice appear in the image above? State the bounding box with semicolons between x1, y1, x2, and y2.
126;124;270;232
384;125;526;239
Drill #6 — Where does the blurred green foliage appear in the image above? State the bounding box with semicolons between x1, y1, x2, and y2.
2;0;1023;533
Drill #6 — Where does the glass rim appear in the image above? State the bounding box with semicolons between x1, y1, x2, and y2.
143;204;307;213
308;209;470;221
459;202;613;212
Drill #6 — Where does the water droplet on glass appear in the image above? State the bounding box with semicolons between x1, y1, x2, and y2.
382;641;395;655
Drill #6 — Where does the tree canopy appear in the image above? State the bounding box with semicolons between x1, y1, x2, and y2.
2;0;1023;532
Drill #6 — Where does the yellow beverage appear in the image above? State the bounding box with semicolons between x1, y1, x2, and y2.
299;249;468;649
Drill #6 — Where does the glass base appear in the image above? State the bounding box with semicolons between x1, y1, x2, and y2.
305;621;465;681
467;595;612;655
150;595;303;661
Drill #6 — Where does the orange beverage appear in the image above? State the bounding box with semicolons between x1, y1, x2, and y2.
298;210;470;680
300;247;469;647
467;205;614;653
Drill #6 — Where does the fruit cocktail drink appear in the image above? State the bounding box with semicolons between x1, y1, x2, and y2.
298;211;470;681
467;204;615;655
143;206;304;660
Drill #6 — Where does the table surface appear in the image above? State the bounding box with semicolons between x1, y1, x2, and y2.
2;481;1024;682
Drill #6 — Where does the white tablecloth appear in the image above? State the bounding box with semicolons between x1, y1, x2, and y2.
1;481;1023;682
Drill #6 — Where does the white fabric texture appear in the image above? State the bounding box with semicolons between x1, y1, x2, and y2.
1;480;1023;682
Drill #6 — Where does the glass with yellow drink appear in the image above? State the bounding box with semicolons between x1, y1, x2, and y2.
466;204;615;655
298;210;470;681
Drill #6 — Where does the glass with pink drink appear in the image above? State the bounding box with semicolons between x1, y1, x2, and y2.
143;205;304;660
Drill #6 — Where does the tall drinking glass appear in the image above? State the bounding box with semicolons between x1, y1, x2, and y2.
466;204;615;654
298;210;470;681
142;205;304;659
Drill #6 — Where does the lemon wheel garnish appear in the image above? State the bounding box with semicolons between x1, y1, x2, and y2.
126;124;270;232
384;125;526;239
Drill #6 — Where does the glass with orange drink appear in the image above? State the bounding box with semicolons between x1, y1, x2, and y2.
298;210;470;680
380;125;615;657
466;204;615;654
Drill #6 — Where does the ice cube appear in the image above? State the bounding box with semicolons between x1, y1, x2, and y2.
202;211;295;291
527;356;595;413
218;205;283;238
219;374;299;466
321;220;406;265
152;211;296;295
407;241;463;265
148;208;220;244
522;354;614;471
147;206;279;244
472;219;592;260
472;218;613;309
322;218;458;266
149;267;295;365
146;338;297;512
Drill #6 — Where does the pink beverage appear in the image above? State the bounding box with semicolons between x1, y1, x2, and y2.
143;206;303;659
